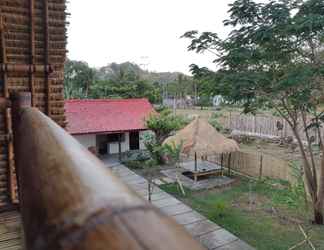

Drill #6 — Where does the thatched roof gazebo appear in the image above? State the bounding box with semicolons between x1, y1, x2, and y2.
164;117;239;156
164;117;239;176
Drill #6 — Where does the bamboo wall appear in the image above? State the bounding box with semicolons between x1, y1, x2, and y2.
0;0;67;208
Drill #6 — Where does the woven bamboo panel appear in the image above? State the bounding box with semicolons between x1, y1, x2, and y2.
0;0;67;207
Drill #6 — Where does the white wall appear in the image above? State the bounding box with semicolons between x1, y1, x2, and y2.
109;132;130;154
74;134;96;149
74;131;148;154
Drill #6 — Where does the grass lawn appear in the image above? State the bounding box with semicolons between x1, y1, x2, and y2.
160;178;324;250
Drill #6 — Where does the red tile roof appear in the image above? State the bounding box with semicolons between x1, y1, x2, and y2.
65;99;155;135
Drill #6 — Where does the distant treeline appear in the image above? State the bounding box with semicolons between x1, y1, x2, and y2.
64;60;201;104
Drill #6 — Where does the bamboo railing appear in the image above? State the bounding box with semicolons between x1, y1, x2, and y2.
11;93;204;250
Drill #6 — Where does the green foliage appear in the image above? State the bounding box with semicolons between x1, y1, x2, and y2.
160;183;192;198
208;112;224;132
183;0;324;115
183;0;324;224
64;59;95;99
123;150;151;162
163;141;183;166
145;109;189;144
123;160;145;170
64;60;162;103
161;179;324;250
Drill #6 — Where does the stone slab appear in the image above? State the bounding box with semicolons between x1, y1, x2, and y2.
217;240;255;250
152;197;182;208
199;229;238;250
141;192;173;202
160;203;193;216
184;220;221;237
172;211;205;225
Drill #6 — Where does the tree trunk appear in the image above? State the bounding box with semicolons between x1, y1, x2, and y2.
314;205;323;224
291;127;323;224
314;148;324;224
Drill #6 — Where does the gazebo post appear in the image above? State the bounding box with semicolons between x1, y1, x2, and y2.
194;152;198;172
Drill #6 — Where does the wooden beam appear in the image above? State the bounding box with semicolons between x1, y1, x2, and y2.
29;0;35;107
0;8;17;204
0;64;54;74
44;0;50;116
11;98;204;250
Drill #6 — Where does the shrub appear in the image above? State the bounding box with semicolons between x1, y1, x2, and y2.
209;112;224;132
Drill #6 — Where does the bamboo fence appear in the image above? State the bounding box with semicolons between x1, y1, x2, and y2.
0;0;67;208
226;113;321;144
209;152;295;183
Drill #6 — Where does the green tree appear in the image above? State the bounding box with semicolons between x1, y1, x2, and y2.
64;59;95;99
144;109;189;164
146;109;188;145
183;0;324;224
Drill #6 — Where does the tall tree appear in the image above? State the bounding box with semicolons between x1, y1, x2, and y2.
64;59;95;99
183;0;324;224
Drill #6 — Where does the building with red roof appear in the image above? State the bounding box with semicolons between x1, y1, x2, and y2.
65;98;155;155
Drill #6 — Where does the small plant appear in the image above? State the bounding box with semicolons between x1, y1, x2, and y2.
163;141;186;195
211;201;228;218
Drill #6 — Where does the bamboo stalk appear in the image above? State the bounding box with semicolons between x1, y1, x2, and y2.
29;0;36;107
1;8;18;204
44;0;50;116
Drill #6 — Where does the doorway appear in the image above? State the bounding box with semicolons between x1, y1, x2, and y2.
96;135;108;155
129;131;140;150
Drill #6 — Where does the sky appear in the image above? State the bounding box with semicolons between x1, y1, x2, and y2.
67;0;236;74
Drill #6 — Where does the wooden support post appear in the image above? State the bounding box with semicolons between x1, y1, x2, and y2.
228;153;232;176
220;153;224;176
29;0;36;107
44;0;51;116
11;107;205;250
11;92;32;203
259;154;263;181
194;152;198;172
118;133;122;161
1;10;18;204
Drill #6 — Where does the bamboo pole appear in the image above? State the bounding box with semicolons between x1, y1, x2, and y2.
1;9;17;204
29;0;36;107
44;0;51;116
11;94;204;250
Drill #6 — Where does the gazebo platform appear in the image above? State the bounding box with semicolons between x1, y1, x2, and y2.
181;161;223;182
161;162;235;191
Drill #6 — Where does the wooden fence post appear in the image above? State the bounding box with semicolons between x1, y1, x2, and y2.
259;154;263;181
228;153;232;176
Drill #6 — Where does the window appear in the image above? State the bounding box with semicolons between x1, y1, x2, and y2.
107;133;125;143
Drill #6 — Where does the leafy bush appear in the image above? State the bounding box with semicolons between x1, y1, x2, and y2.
122;150;150;163
146;109;191;144
209;112;224;132
123;160;145;170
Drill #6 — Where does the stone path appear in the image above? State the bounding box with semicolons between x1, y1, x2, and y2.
110;164;255;250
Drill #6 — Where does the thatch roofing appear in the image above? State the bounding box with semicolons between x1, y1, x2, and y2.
163;117;239;157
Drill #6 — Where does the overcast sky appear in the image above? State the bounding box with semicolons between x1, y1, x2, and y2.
67;0;236;74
